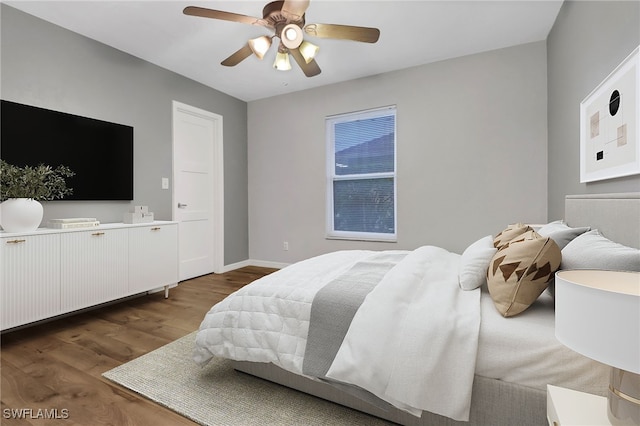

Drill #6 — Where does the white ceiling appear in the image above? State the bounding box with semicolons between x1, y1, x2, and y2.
4;0;563;102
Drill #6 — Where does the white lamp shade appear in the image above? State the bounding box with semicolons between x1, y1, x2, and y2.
555;270;640;374
248;36;271;59
273;51;291;71
299;40;319;63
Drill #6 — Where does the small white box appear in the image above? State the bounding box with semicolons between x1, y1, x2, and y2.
134;206;149;214
124;212;154;224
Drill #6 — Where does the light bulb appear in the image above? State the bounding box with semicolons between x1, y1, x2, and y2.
285;27;298;41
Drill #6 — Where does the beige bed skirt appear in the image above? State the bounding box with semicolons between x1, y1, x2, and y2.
232;361;546;426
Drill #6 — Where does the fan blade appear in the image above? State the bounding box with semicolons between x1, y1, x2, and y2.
183;6;268;27
304;23;380;43
290;48;321;77
281;0;310;22
221;44;254;67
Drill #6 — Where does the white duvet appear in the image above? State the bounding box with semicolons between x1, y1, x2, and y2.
325;246;480;420
194;250;375;372
194;246;481;421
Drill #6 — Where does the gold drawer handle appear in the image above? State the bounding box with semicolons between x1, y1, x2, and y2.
151;227;161;231
6;239;26;244
91;232;105;237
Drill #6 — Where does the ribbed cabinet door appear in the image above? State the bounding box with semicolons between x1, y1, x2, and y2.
60;229;129;313
129;224;179;294
0;234;60;330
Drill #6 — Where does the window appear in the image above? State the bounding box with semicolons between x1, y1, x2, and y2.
326;106;397;241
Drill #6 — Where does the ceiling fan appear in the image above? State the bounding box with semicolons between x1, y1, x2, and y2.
183;0;380;77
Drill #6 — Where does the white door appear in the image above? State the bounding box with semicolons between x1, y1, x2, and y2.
172;101;224;280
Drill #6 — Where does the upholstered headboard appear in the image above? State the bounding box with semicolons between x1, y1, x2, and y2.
565;193;640;249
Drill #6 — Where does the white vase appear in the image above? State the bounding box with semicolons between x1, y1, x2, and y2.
0;198;44;232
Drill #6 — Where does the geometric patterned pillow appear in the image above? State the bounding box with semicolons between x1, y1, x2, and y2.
487;230;561;317
493;223;532;250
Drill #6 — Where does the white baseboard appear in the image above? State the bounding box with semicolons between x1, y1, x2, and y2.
220;259;289;272
248;259;290;269
220;259;251;272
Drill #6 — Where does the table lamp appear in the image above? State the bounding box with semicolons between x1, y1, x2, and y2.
555;270;640;425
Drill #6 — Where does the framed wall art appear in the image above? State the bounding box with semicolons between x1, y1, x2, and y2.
580;46;639;183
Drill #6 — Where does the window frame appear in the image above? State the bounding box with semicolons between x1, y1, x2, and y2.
325;105;397;242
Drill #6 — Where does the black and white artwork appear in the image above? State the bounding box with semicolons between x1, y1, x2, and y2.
580;46;639;183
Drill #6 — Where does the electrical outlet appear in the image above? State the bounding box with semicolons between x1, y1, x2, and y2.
283;241;289;251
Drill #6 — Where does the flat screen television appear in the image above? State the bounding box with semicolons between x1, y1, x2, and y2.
1;100;134;201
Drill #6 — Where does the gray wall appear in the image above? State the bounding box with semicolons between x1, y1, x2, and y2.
248;41;548;263
547;1;640;219
0;5;249;265
11;2;635;266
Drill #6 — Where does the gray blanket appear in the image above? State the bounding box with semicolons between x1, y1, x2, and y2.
302;252;406;378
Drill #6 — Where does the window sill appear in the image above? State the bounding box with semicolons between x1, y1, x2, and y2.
326;234;397;243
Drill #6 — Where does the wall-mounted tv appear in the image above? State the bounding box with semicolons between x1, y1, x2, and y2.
1;100;134;201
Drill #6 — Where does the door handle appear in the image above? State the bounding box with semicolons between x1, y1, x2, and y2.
178;203;188;208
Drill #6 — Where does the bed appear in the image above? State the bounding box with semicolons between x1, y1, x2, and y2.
193;193;640;426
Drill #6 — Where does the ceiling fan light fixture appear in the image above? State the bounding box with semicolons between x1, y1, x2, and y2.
183;2;380;78
273;51;291;71
281;23;303;49
299;40;319;63
248;35;272;59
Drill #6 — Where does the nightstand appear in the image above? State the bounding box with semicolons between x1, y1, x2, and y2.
547;384;611;426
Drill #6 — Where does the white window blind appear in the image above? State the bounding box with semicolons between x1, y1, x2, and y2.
326;106;397;241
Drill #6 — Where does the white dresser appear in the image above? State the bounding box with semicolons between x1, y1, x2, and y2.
0;221;178;331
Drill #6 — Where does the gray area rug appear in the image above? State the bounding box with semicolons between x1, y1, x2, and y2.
102;331;393;425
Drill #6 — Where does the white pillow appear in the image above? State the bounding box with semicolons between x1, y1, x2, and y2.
561;229;640;271
459;235;498;290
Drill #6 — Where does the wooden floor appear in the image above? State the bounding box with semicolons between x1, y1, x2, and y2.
1;266;277;426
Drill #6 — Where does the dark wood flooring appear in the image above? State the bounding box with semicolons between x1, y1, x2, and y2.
1;266;277;425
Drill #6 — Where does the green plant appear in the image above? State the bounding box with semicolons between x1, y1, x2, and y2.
0;160;75;202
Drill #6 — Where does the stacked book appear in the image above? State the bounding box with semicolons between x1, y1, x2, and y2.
48;218;100;229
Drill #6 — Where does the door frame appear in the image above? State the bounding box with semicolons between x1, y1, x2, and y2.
171;100;224;274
